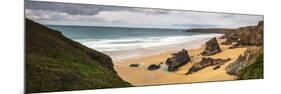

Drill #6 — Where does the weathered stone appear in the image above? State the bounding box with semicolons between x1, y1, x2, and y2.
165;49;191;72
201;38;222;56
226;47;262;75
186;57;230;75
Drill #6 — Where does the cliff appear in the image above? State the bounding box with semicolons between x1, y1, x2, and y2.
184;21;264;46
25;18;131;93
223;21;263;46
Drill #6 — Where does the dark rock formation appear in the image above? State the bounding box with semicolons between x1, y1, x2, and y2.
165;49;191;72
186;57;230;75
147;64;160;70
226;47;262;75
201;38;222;56
129;64;139;67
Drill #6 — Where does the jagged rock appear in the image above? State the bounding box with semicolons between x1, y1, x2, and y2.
226;47;262;75
147;64;160;70
165;49;191;72
186;57;230;75
201;38;222;56
236;21;263;46
184;21;263;46
129;64;139;67
222;21;263;46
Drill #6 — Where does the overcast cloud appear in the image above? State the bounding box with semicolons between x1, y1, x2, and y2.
25;1;263;29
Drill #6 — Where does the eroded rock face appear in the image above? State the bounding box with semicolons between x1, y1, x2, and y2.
201;38;222;56
237;21;263;46
147;64;160;70
221;31;240;45
226;47;262;75
222;21;263;46
165;49;191;72
186;57;230;75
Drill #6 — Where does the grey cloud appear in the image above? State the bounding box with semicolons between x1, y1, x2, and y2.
26;1;110;15
25;1;262;28
25;1;170;16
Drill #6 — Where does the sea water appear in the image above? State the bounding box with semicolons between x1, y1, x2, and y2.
47;25;222;61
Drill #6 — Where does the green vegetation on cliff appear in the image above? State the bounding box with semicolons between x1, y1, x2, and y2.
25;18;131;93
237;54;264;80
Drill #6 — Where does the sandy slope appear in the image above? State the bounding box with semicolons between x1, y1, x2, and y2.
114;38;247;86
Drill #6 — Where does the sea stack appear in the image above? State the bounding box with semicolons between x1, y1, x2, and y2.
165;49;191;72
201;37;222;56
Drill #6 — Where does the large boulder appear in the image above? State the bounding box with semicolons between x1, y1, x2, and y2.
226;47;262;75
165;49;191;72
201;38;222;56
186;57;230;74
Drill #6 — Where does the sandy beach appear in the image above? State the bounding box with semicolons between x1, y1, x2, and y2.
114;38;247;86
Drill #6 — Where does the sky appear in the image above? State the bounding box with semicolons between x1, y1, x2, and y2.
25;1;263;29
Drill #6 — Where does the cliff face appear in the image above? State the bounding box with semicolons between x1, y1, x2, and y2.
26;18;131;93
184;21;264;46
226;47;263;75
226;21;263;46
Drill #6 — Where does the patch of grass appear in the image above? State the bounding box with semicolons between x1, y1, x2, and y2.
237;54;263;80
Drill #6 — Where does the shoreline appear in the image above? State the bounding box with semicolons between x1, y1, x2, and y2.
106;34;223;62
113;37;247;86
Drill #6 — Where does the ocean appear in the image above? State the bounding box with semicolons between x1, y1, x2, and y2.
47;25;222;61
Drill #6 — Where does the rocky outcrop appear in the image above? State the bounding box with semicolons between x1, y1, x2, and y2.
186;57;230;75
221;31;240;45
147;64;160;70
222;21;263;46
237;21;263;46
201;38;222;56
165;49;191;72
183;21;263;47
129;64;139;67
226;47;262;75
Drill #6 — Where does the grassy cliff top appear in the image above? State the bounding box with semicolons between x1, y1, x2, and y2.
25;18;131;93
